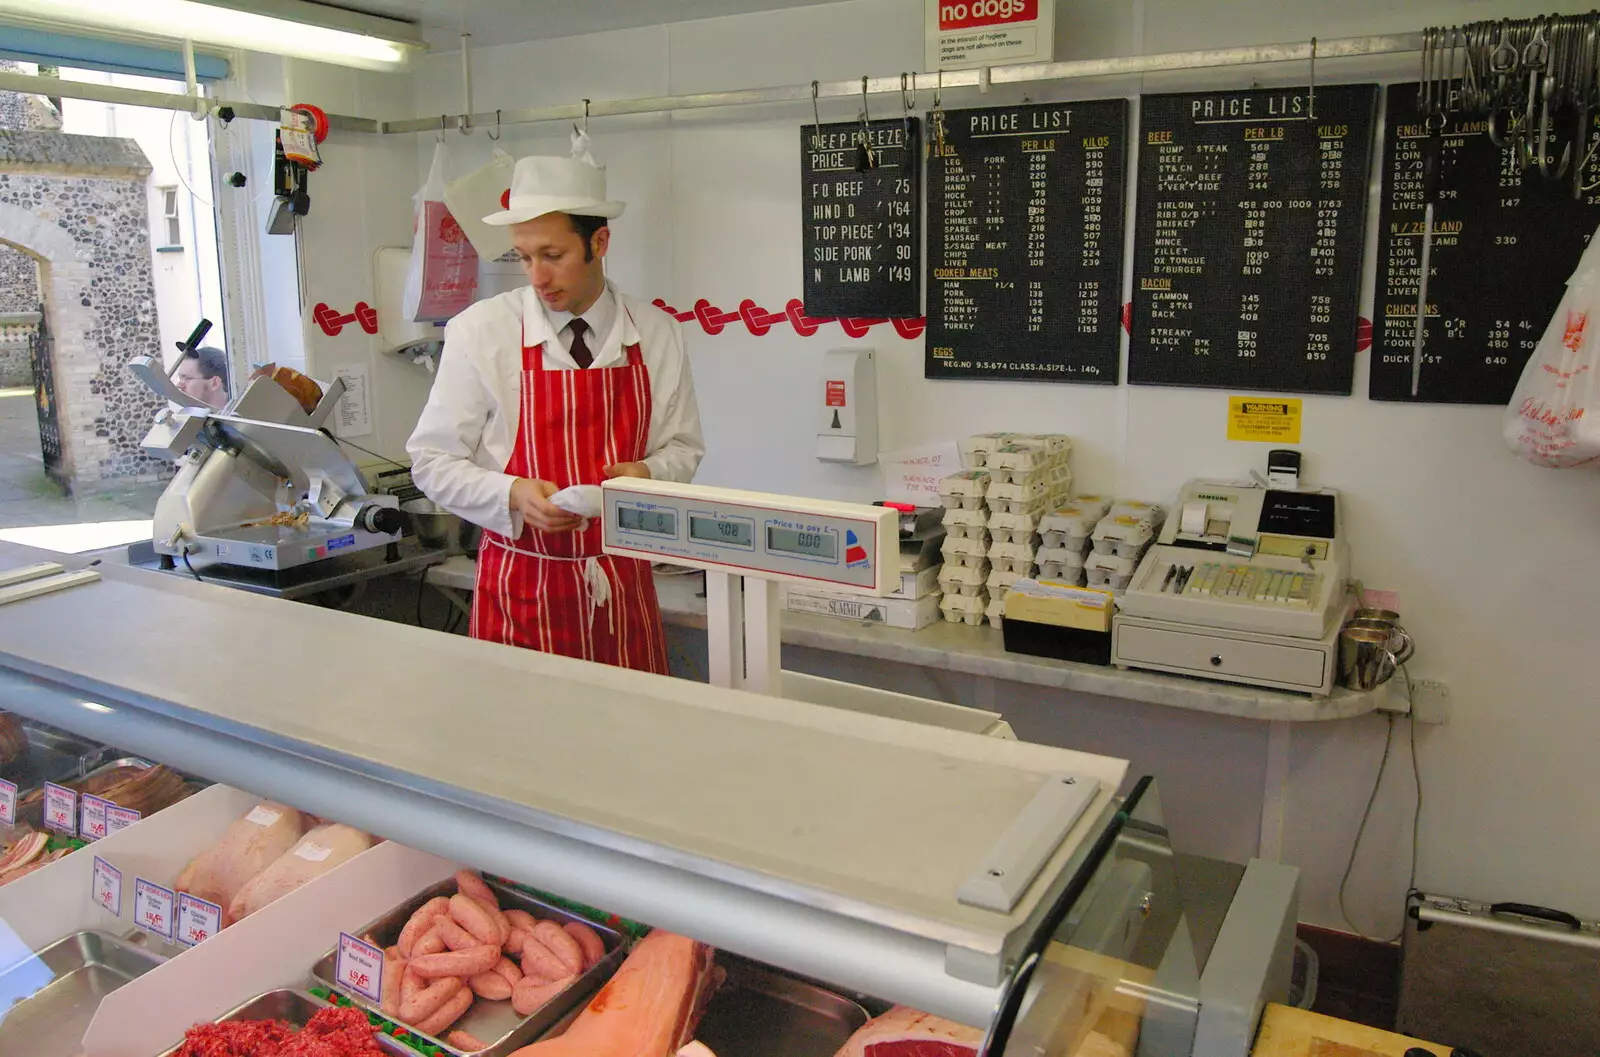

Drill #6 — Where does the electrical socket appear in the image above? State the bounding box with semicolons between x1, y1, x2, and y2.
1410;679;1451;725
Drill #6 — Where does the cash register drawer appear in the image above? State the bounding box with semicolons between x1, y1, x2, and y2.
1116;624;1327;688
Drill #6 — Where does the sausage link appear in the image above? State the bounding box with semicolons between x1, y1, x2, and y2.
511;973;575;1017
517;935;570;983
563;921;606;968
533;920;584;976
410;942;500;979
397;974;463;1024
415;984;474;1036
468;969;513;1000
450;893;501;945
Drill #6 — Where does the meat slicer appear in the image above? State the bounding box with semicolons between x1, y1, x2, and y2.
129;327;401;575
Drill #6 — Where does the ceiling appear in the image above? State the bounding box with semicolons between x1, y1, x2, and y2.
321;0;844;50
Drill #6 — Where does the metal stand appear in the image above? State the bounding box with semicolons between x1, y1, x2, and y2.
704;570;782;696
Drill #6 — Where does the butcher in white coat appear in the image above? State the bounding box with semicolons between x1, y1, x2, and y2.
407;155;703;672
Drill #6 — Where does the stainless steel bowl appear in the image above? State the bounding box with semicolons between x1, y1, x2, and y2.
401;498;460;550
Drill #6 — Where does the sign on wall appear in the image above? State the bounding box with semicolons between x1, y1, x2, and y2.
924;0;1054;71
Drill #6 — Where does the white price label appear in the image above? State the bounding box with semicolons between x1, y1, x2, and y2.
91;856;121;916
105;805;141;834
176;893;222;947
0;778;16;827
43;783;76;835
336;932;384;1003
79;794;110;842
134;878;175;940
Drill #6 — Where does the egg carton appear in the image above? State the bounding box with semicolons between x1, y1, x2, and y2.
986;567;1029;597
941;507;989;541
1039;531;1090;553
1085;550;1139;577
1039;502;1104;539
1037;545;1087;570
1108;499;1164;524
985;596;1007;630
944;524;990;543
940;591;989;626
938;469;991;510
1090;514;1154;557
987;445;1073;483
940;535;989;568
958;433;1015;469
1036;563;1086;585
987;510;1043;545
938;564;989;597
1085;568;1133;591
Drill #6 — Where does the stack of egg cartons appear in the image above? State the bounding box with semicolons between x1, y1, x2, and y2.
936;469;991;625
1036;495;1112;586
970;435;1075;628
1085;499;1164;593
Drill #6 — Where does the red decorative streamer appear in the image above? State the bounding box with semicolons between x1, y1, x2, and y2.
653;297;925;340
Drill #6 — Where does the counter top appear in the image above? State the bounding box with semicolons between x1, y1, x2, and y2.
427;557;1385;723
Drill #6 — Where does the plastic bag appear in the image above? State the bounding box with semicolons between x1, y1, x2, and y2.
403;142;478;323
444;146;516;263
1503;227;1600;469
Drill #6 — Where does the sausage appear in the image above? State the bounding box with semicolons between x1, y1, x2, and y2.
455;869;499;909
380;947;405;1016
412;928;446;958
397;897;451;956
397;974;463;1025
450;894;501;945
468;969;513;1000
503;909;537;933
517;934;570;983
504;926;531;958
415;983;474;1036
533;920;584;976
447;1030;489;1052
562;921;606;969
492;956;522;987
433;917;480;952
511;973;575;1016
410;943;500;979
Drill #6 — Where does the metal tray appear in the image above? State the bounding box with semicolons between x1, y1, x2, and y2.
310;877;626;1056
0;930;174;1056
157;988;416;1056
0;726;106;796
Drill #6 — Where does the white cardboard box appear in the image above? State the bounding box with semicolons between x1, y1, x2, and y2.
884;564;942;601
784;588;941;630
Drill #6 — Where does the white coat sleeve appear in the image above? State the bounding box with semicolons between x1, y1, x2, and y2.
406;320;520;538
641;319;705;484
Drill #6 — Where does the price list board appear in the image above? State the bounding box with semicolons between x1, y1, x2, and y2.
924;101;1129;382
1372;85;1600;403
1129;85;1380;393
800;119;921;318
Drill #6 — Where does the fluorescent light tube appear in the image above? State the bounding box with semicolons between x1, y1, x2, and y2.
0;0;422;70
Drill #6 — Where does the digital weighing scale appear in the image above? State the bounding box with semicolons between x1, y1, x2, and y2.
602;478;898;696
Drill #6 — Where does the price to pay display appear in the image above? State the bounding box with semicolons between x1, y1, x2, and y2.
602;479;897;593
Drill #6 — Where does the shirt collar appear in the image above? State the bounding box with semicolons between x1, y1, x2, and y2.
544;283;616;343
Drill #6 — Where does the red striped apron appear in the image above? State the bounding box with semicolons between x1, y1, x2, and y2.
471;318;669;674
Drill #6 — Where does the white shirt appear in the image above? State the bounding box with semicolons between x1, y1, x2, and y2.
407;281;704;539
545;283;616;357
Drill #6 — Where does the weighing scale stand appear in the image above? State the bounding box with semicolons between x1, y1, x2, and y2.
705;571;782;695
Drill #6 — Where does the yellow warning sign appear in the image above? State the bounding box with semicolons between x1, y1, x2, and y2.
1227;396;1302;443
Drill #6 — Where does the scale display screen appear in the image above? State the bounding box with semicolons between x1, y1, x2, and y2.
617;506;677;537
766;525;837;561
690;516;753;547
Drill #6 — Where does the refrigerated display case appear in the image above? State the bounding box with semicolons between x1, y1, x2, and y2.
0;543;1296;1056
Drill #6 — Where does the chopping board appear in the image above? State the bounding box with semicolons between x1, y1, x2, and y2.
1253;1004;1450;1057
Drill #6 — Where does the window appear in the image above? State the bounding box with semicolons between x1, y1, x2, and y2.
160;186;181;248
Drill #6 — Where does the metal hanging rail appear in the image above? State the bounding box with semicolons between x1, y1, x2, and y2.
380;32;1422;135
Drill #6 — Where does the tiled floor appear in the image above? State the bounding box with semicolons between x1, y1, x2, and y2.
0;387;167;529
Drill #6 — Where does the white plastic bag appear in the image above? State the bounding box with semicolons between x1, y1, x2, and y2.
444;146;516;263
1503;228;1600;469
402;142;478;322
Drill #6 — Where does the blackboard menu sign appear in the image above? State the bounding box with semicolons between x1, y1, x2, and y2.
924;100;1129;382
1372;84;1600;403
800;118;921;318
1129;85;1380;393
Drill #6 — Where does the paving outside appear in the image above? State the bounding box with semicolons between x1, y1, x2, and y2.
0;387;167;530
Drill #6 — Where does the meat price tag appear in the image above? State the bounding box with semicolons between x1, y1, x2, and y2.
105;805;141;835
79;793;111;842
176;893;222;947
134;878;175;941
337;932;384;1003
91;856;121;916
0;778;15;827
43;782;76;835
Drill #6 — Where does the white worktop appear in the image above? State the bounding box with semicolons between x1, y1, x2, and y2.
425;556;1386;723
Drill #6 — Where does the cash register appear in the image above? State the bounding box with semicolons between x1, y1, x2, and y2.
1112;462;1352;695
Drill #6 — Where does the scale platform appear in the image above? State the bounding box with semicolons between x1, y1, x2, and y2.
179;521;397;572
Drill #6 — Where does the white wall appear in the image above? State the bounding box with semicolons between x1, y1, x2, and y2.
409;0;1600;937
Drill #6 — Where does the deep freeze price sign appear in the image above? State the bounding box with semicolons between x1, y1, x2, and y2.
337;932;384;1003
177;892;222;947
134;878;175;941
925;0;1054;70
43;782;76;834
91;856;121;916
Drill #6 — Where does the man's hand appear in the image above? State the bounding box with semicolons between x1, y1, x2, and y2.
509;478;583;534
603;462;652;480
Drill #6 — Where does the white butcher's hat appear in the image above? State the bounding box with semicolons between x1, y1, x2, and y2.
482;155;625;226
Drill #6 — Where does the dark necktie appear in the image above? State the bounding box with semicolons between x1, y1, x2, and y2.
568;317;593;369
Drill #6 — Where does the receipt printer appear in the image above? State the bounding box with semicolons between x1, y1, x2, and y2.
816;348;877;466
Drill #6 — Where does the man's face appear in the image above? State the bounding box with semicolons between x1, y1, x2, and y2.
511;213;609;316
174;360;225;409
